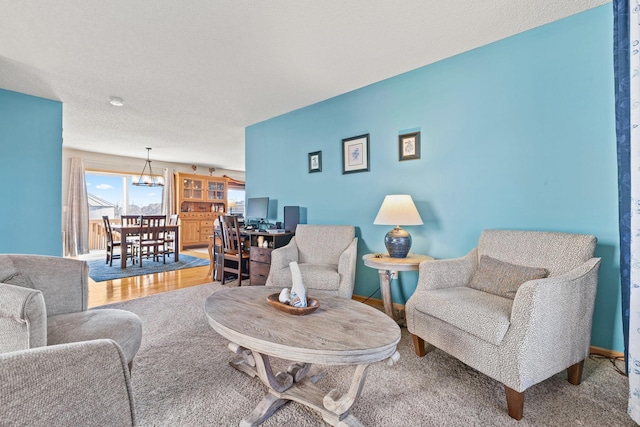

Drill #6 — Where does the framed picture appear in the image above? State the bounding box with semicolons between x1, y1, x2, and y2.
308;151;322;173
399;132;421;161
342;134;370;174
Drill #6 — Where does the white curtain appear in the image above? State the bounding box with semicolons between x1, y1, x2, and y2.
162;168;175;217
64;157;89;257
628;1;640;421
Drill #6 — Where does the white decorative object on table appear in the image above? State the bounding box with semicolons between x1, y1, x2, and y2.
289;261;307;307
278;288;291;304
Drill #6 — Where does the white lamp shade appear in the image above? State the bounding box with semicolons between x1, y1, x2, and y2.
373;194;423;226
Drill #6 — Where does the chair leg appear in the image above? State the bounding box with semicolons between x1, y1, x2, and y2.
412;334;426;357
567;360;585;385
504;386;524;420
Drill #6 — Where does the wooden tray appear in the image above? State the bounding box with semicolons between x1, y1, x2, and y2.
266;293;320;315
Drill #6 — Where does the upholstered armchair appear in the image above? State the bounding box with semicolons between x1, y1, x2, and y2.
1;339;136;426
265;224;358;299
405;230;601;420
0;254;142;369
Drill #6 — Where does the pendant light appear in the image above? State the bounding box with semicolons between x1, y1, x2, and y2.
132;148;164;187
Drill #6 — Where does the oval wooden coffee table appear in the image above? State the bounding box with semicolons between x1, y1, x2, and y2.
205;287;401;426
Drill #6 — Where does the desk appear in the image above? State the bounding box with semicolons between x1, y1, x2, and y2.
362;253;433;323
112;224;180;269
205;287;400;426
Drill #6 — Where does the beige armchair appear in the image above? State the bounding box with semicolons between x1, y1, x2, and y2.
265;224;358;299
1;339;136;426
0;254;142;369
405;230;601;420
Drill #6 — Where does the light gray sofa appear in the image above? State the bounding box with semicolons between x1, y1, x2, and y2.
0;254;142;369
405;229;601;420
265;224;358;299
0;339;136;426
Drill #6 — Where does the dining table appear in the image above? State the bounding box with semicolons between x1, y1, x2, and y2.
111;224;180;269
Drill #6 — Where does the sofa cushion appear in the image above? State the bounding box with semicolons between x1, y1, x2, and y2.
414;287;514;345
469;255;548;299
47;309;142;364
0;257;34;289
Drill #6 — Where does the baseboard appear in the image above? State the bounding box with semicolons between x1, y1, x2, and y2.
590;345;624;359
352;294;624;361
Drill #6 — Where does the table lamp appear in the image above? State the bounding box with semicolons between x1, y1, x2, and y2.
373;194;423;258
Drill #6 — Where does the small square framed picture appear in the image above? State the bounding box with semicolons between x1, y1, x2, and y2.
342;134;370;174
399;132;421;161
308;151;322;173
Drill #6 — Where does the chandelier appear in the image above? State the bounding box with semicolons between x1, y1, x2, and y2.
132;148;164;187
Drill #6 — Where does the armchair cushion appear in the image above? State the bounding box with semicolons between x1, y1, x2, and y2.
411;286;514;345
469;255;549;299
48;309;142;364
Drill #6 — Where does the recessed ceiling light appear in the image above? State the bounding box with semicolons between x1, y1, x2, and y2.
109;96;124;106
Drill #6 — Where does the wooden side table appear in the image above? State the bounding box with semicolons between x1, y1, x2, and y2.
362;253;433;323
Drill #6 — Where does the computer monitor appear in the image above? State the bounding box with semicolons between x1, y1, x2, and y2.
246;197;269;224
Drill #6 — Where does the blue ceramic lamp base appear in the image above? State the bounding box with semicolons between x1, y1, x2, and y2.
384;226;411;258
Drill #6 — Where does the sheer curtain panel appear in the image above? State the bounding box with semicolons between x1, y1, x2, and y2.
64;157;89;257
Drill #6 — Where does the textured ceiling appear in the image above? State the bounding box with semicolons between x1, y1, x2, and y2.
0;0;608;171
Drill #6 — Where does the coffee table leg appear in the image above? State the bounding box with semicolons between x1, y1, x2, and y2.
227;343;374;426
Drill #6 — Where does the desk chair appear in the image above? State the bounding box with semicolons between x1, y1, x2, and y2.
220;215;250;285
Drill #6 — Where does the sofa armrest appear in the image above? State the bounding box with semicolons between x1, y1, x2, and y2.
0;339;136;426
0;283;47;353
337;237;358;298
508;257;601;374
415;248;477;292
269;238;299;271
7;255;88;316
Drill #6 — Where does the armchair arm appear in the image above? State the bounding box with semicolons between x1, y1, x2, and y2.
337;237;358;299
269;238;299;271
0;339;136;426
9;255;88;316
507;257;601;382
415;248;477;292
0;283;47;353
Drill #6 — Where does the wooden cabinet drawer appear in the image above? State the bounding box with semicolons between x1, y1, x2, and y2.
250;262;270;286
250;247;272;263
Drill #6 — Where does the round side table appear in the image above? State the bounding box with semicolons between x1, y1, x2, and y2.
362;253;433;323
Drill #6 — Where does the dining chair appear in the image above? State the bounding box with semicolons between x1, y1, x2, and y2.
102;216;123;267
165;214;179;258
133;215;167;266
220;215;250;285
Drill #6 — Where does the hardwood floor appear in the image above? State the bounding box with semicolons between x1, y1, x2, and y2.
87;250;213;308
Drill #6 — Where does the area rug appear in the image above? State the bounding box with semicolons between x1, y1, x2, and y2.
87;254;209;282
96;283;635;426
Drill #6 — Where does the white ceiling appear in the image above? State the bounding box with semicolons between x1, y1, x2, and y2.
0;0;608;171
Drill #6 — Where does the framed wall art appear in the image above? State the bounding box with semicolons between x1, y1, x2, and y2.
342;134;370;174
399;132;420;161
308;151;322;173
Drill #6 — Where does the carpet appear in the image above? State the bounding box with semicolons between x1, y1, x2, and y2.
99;283;635;426
87;255;209;282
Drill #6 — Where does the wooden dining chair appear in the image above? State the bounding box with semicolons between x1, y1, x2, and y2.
220;215;250;285
165;214;179;258
102;216;123;267
133;215;167;266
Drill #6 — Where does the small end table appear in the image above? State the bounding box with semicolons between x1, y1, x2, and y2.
362;253;433;324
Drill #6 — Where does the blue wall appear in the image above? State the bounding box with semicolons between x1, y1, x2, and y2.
246;6;622;351
0;89;63;256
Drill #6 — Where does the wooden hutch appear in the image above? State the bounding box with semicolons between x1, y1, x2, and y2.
175;172;227;250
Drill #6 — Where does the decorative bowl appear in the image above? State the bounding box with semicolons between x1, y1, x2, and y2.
266;293;320;315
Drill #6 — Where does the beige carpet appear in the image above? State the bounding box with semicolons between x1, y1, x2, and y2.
99;283;634;426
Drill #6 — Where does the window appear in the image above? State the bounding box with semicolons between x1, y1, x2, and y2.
86;171;163;220
228;189;245;216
